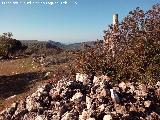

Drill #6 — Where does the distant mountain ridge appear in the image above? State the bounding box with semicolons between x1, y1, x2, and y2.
47;40;65;49
64;41;97;50
20;40;102;51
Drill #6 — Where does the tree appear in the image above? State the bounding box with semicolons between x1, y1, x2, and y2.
77;4;160;83
0;32;27;58
103;4;160;83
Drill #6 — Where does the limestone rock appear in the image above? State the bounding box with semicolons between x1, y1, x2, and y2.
103;115;112;120
110;89;120;103
87;118;96;120
86;96;92;110
26;96;39;111
119;82;127;91
144;100;151;108
61;112;73;120
76;73;89;85
1;73;160;120
71;91;83;102
35;115;46;120
79;109;88;120
114;104;126;114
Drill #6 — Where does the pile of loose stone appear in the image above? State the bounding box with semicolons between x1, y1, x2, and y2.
0;73;160;120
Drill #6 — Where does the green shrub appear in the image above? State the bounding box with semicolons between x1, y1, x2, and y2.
0;32;27;58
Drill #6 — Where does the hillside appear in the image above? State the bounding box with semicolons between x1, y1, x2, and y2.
20;39;101;52
0;3;159;120
64;41;98;51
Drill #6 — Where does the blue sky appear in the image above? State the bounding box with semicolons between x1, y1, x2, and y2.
0;0;159;44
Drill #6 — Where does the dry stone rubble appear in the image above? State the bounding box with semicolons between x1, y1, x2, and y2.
0;73;160;120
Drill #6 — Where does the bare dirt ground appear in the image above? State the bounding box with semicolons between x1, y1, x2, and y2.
0;57;49;111
0;57;41;76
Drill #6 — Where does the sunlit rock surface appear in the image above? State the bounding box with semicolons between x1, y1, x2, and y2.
0;73;160;120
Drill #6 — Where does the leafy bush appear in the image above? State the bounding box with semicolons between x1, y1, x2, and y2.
0;32;27;58
76;4;160;83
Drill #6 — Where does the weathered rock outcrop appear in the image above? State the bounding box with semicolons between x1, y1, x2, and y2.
0;73;160;120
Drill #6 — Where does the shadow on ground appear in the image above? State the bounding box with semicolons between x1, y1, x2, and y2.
0;71;46;99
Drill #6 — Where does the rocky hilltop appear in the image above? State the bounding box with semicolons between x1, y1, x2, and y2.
0;73;160;120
